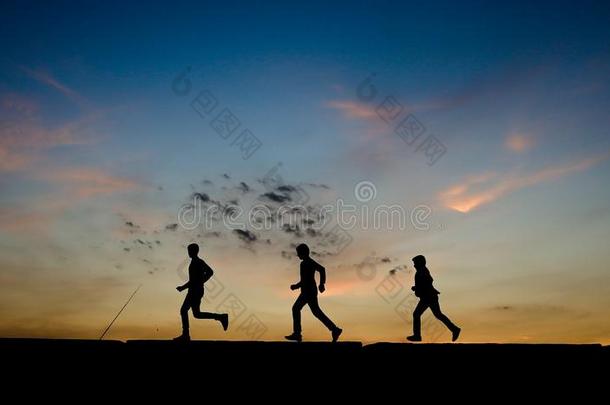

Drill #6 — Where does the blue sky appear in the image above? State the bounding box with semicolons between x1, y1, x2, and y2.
1;0;610;342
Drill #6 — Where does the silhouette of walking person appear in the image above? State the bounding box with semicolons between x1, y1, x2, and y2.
407;255;461;342
285;243;342;342
174;243;229;341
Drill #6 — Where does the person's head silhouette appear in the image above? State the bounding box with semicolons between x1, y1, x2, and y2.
412;254;426;270
187;243;199;259
296;243;310;260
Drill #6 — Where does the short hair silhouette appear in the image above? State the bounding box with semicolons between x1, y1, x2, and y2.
296;243;310;257
187;243;199;257
412;255;426;266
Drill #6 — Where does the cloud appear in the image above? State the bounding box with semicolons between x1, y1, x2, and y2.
169;174;341;255
0;115;98;173
306;183;330;190
39;167;141;198
440;155;608;213
388;265;410;276
281;224;304;237
233;229;257;244
419;63;549;113
0;208;54;233
505;133;535;153
134;239;154;250
489;304;579;316
281;250;294;260
1;93;38;115
20;66;87;107
237;181;250;193
0;144;33;171
192;192;211;202
262;192;291;203
326;100;377;120
258;183;310;205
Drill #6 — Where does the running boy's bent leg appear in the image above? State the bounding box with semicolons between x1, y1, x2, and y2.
190;293;221;320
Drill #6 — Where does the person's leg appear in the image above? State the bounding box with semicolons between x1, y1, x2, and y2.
179;294;192;336
412;299;429;337
191;292;229;330
292;294;308;334
191;294;220;320
428;297;459;332
307;295;338;331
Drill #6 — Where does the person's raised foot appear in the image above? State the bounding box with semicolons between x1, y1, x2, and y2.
407;335;422;342
220;314;229;331
331;328;343;343
284;333;302;342
173;334;190;342
452;327;461;342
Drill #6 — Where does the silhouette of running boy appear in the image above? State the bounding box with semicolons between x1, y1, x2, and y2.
174;243;229;341
285;243;342;342
407;255;461;342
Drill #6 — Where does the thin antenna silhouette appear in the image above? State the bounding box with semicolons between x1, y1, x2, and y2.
99;284;142;340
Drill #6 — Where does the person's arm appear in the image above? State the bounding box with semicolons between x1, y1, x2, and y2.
290;263;302;290
177;262;193;292
315;260;327;293
202;261;214;284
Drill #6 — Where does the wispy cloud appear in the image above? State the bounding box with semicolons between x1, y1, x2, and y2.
0;208;54;233
440;155;608;213
19;66;87;107
1;93;38;116
505;132;536;153
326;100;378;120
0;114;98;173
0;144;33;171
0;168;143;234
39;168;142;198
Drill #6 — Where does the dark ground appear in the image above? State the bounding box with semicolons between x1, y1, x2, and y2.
2;338;607;396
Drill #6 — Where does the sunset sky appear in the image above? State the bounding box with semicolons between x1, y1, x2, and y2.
1;1;610;344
